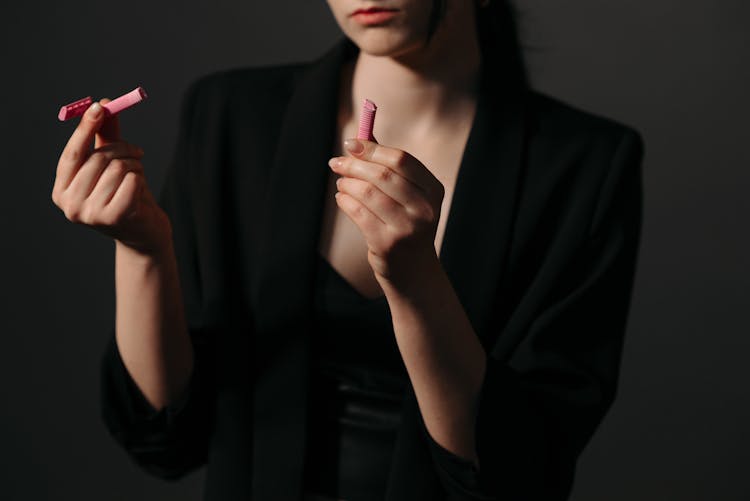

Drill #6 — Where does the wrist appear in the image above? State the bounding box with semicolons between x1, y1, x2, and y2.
115;230;174;269
378;248;444;299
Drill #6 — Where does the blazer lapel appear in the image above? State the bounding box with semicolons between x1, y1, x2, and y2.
250;36;352;360
385;55;528;500
248;34;528;500
436;59;527;347
249;37;354;501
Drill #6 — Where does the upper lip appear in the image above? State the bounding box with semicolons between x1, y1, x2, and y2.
351;6;398;15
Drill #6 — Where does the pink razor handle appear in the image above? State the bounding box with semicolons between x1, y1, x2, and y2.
357;98;377;141
57;86;148;121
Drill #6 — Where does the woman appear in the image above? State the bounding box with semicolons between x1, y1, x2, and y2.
51;0;644;500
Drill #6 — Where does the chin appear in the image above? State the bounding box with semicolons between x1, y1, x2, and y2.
346;29;426;58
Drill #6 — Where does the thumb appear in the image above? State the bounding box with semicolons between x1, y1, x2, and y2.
94;98;121;148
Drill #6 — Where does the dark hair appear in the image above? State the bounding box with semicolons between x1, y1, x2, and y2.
426;0;528;92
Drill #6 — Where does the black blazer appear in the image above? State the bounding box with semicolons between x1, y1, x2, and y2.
100;36;644;501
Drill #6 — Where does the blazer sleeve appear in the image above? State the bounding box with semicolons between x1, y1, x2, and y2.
99;79;217;481
426;129;644;501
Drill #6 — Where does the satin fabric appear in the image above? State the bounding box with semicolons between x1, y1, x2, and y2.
303;253;406;501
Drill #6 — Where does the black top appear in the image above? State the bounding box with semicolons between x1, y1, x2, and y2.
303;254;481;501
303;253;403;500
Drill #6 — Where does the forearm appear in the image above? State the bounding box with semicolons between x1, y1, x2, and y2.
114;235;194;412
380;254;486;466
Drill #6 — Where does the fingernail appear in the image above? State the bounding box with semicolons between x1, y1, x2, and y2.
344;139;364;154
89;102;102;119
336;177;342;189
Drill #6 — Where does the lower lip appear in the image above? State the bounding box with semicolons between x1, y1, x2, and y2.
352;10;398;25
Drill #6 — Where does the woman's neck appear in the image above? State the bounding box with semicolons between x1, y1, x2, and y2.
345;8;482;141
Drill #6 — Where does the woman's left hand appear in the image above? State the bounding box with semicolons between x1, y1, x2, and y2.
328;137;445;291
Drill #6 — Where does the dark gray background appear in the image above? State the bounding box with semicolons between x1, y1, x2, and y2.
2;1;748;499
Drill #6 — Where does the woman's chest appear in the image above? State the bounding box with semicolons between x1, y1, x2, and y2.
316;121;469;300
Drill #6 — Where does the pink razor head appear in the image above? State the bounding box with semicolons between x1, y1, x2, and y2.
357;98;377;141
57;96;93;121
57;86;148;121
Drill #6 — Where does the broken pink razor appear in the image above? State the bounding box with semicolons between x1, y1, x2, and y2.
357;98;377;141
57;86;148;121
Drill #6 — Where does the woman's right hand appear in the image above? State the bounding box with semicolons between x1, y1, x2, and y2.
51;99;172;257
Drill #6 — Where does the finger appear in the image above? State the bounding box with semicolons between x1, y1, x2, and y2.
336;176;409;227
93;141;145;159
102;171;141;223
330;156;426;212
95;98;121;148
343;138;436;195
334;191;386;240
56;102;106;189
89;158;144;207
66;144;144;200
